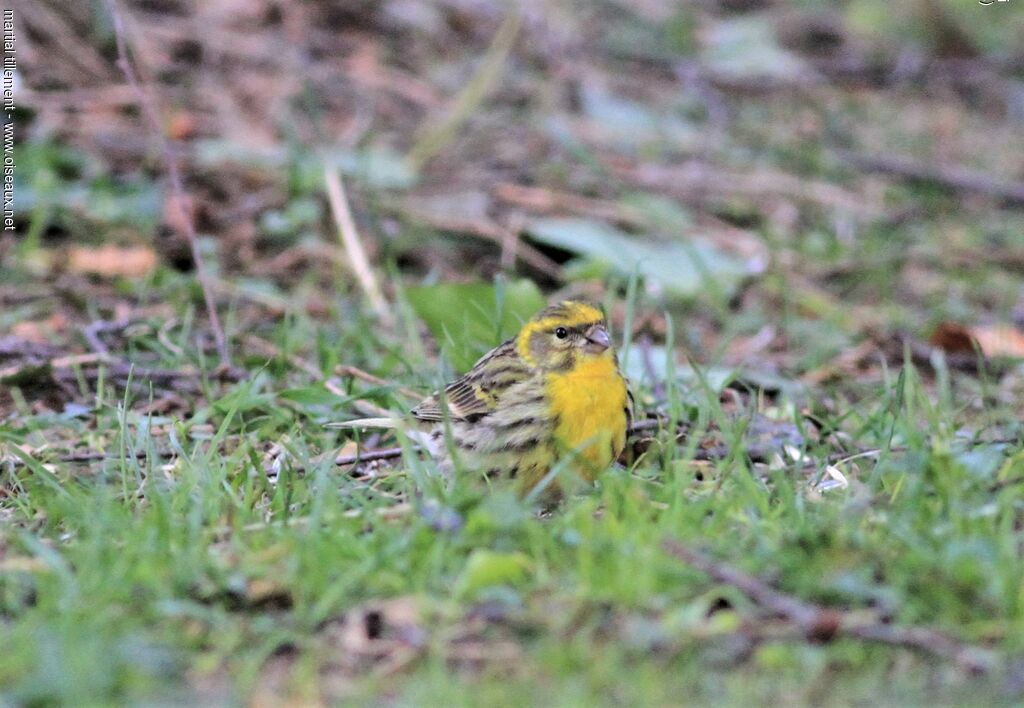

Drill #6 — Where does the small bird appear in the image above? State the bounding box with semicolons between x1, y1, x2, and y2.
334;300;633;497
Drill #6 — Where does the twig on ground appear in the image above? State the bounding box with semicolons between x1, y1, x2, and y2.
81;319;130;355
323;166;392;325
492;183;645;227
827;447;891;465
0;353;109;383
836;150;1024;204
59;449;171;463
210;278;290;317
53;361;241;391
1;446;173;467
51;352;112;369
626;418;665;434
243;334;323;379
103;0;229;368
17;444;402;470
662;539;1000;674
389;200;561;278
157;319;184;358
0;285;56;305
335;446;406;466
615;160;881;216
827;437;1020;468
0;337;58;360
336;364;423;400
0;352;242;390
352;399;393;419
323;379;349;400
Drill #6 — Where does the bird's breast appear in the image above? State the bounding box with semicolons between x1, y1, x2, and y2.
545;355;628;476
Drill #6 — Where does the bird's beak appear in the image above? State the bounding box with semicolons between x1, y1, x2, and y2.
584;324;611;353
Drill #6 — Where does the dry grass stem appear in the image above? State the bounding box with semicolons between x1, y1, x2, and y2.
323;165;393;325
406;9;522;169
103;0;231;368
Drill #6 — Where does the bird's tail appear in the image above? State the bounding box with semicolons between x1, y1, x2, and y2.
325;417;401;430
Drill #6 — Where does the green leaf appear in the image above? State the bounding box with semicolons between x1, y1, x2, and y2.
700;15;813;83
526;217;751;301
622;345;734;393
337;146;418;190
456;550;531;598
545;85;699;154
278;386;340;407
195;141;417;191
406;279;546;373
578;83;699;151
620;192;693;232
622;344;804;398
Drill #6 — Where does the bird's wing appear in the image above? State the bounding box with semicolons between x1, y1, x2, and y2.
410;340;529;423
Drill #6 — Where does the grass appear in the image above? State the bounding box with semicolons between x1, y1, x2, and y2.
6;1;1024;702
2;264;1023;705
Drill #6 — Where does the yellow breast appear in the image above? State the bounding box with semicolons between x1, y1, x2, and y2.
544;355;628;479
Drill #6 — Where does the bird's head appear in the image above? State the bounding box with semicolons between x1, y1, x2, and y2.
515;300;614;371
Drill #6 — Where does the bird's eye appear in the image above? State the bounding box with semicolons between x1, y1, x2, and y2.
554;327;568;339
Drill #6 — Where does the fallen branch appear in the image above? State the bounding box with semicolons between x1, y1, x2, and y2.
0;353;243;390
103;0;229;368
492;182;645;227
23;444;403;472
836;150;1024;204
335;446;405;466
59;449;168;463
81;318;130;355
59;362;243;385
662;539;1000;674
1;353;108;386
613;160;881;216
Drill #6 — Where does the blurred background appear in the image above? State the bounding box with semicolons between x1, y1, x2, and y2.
5;0;1024;405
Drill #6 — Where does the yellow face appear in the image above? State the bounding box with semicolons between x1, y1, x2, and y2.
515;301;613;371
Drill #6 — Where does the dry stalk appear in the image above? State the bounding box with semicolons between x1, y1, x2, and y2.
323;165;392;325
103;0;230;368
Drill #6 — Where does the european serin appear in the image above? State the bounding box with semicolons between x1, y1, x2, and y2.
335;300;632;496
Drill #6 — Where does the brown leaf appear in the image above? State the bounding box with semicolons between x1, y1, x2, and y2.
67;245;158;278
245;578;292;608
329;596;425;658
971;326;1024;359
11;313;68;344
930;323;1024;359
167;111;197;140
